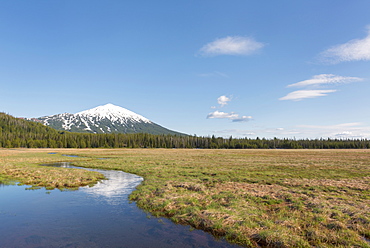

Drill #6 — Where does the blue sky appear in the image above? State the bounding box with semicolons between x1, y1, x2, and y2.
1;1;370;139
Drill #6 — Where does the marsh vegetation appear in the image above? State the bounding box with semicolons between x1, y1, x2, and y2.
1;160;236;247
0;149;369;247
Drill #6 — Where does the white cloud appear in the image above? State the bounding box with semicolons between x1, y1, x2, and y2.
207;110;252;122
297;122;370;139
210;127;300;138
335;131;353;137
209;122;370;139
208;95;251;122
279;89;337;101
299;122;363;129
232;116;254;122
319;26;370;64
280;73;363;101
245;132;256;136
207;111;238;119
217;95;231;107
287;74;363;88
199;36;264;56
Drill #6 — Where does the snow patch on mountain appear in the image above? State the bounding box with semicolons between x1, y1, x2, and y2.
32;103;184;135
76;103;151;124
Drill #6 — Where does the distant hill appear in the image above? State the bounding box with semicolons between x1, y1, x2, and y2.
33;104;186;136
0;112;59;135
0;112;62;148
0;112;189;148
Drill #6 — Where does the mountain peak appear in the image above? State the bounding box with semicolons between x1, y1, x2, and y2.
33;104;185;135
76;104;150;123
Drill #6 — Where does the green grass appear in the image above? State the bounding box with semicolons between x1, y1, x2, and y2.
0;149;105;189
1;148;370;247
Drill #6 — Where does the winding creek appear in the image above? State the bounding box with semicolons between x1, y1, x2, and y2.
0;161;241;248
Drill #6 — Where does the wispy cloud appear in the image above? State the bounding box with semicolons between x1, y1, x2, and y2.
210;127;301;138
232;116;254;122
297;122;370;139
279;89;337;101
209;122;370;139
217;95;231;107
280;74;363;101
199;36;264;56
287;74;363;88
298;122;363;129
318;26;370;64
207;110;252;122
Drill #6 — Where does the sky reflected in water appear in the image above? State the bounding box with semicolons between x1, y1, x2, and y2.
0;163;241;248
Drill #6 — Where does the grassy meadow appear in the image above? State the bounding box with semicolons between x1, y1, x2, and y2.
0;148;369;247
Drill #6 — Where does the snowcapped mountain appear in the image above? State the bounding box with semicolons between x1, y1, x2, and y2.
76;104;151;124
34;104;185;135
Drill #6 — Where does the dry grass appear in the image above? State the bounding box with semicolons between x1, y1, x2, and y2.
1;148;370;247
0;149;104;189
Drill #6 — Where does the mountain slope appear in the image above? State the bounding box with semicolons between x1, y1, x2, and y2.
35;104;186;135
0;112;59;135
0;112;62;148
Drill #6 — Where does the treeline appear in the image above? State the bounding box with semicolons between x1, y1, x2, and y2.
1;112;369;149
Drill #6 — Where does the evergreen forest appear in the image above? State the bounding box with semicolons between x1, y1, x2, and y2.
1;112;369;149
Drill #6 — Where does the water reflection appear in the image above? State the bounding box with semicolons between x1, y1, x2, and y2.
81;169;143;205
41;161;73;168
0;162;241;248
62;154;80;157
0;180;16;187
41;162;144;205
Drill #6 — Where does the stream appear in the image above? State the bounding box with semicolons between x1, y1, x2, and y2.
0;161;241;248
